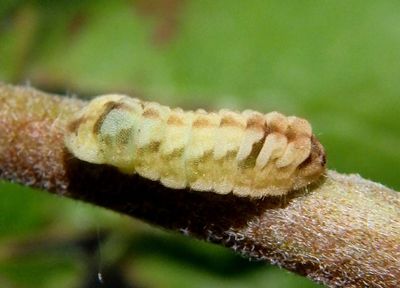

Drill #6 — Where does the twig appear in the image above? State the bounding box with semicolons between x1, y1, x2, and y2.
0;83;399;288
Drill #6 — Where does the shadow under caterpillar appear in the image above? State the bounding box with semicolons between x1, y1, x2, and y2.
65;95;326;198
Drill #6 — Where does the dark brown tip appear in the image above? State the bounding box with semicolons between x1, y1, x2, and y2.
298;135;326;177
312;135;327;167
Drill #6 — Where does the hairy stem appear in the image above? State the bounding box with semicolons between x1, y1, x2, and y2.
0;84;399;288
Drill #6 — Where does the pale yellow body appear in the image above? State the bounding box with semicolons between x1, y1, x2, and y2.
65;95;326;198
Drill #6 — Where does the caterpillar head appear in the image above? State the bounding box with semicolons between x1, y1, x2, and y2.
65;95;139;171
294;135;326;189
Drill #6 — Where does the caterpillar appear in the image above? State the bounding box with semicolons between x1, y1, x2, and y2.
65;94;326;198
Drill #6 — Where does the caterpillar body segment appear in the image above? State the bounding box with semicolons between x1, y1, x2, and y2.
65;94;326;198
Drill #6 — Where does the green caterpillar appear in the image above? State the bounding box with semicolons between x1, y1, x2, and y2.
65;95;326;198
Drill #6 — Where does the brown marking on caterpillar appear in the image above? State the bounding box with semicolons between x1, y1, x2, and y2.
266;112;288;133
298;136;326;172
159;147;186;189
236;112;267;163
192;116;213;128
239;137;265;169
285;117;311;141
65;94;327;198
148;141;161;152
142;107;160;119
116;128;133;145
67;116;87;134
220;115;246;128
245;113;265;131
92;101;130;134
292;135;326;189
167;113;185;126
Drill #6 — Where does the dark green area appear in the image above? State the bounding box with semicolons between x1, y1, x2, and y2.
0;1;399;287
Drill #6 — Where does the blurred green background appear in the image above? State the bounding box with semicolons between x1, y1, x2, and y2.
0;1;399;287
